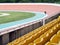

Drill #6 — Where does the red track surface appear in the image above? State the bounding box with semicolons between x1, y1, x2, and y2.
0;4;60;16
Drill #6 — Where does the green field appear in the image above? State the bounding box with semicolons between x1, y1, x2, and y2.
0;11;35;24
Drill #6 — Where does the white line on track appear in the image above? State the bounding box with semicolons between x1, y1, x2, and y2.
0;3;60;6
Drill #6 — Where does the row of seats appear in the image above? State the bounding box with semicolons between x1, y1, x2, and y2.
45;30;60;45
7;16;60;45
28;23;60;45
29;30;60;45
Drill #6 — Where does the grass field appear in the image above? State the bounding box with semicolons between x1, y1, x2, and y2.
0;11;35;24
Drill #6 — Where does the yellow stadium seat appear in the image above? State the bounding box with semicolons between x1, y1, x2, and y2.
34;33;50;45
18;40;27;45
45;42;57;45
57;30;60;35
45;42;51;45
57;16;60;21
34;37;45;45
28;43;34;45
18;36;34;45
50;34;60;43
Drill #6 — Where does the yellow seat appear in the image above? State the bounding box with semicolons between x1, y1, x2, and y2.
18;35;37;45
57;16;60;21
57;30;60;35
34;33;49;45
34;37;45;45
18;40;27;45
57;30;60;38
28;43;34;45
45;42;52;45
50;34;60;43
57;41;60;45
45;42;57;45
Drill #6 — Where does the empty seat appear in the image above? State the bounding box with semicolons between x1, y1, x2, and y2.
28;43;34;45
50;34;60;43
57;30;60;35
45;42;57;45
45;42;51;45
33;32;50;45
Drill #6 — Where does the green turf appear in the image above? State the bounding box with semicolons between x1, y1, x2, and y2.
0;11;35;24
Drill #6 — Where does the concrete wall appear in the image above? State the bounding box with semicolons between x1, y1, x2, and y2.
45;14;60;24
20;25;33;36
0;36;2;45
9;31;16;42
20;21;43;37
0;34;9;45
15;29;21;38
